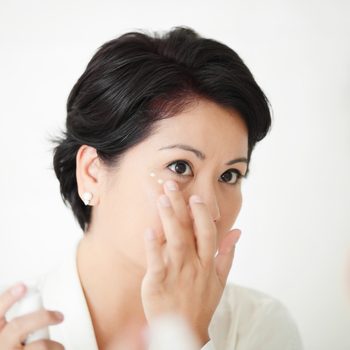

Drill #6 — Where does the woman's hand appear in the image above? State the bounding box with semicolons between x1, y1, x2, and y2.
141;180;241;346
0;283;65;349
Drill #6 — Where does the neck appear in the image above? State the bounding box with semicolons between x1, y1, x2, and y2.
76;233;147;349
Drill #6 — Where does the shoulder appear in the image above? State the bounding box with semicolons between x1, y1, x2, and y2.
209;284;303;350
223;283;292;319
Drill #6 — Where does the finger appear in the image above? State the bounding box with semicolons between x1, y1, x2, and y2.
215;229;241;285
0;283;27;316
25;339;65;350
156;194;190;267
163;180;193;228
188;195;217;266
144;228;166;282
3;309;63;347
0;283;27;329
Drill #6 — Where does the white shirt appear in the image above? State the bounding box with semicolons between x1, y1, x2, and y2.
10;238;303;350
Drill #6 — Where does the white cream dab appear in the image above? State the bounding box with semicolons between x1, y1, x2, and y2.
149;172;165;185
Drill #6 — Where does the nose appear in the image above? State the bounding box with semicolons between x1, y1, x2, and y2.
196;187;221;223
210;200;220;223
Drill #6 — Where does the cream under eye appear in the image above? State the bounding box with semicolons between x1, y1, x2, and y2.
167;160;193;176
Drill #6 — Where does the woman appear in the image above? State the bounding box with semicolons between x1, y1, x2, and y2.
0;26;303;349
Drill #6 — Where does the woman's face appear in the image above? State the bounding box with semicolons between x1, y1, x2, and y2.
83;98;248;269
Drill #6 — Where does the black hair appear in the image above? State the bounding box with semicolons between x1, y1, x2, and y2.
50;26;272;232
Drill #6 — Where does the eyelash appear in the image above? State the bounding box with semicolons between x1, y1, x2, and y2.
166;160;244;186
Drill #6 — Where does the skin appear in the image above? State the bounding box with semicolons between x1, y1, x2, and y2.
0;98;248;350
75;98;249;349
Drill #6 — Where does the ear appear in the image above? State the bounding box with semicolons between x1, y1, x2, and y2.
76;145;103;206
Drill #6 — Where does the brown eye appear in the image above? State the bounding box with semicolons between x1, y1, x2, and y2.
220;169;242;185
167;160;193;176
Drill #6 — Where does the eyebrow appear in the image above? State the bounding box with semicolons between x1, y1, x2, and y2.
158;143;248;166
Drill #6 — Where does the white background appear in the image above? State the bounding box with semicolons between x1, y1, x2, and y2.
0;0;349;349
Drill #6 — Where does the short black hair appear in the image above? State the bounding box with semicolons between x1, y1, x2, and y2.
50;26;272;232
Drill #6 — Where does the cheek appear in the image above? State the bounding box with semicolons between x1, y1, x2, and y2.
227;191;243;224
141;173;170;234
217;191;243;238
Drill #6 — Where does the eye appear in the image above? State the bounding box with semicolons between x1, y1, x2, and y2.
219;169;243;185
167;160;193;176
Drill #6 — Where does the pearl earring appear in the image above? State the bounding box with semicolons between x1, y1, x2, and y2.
82;192;93;206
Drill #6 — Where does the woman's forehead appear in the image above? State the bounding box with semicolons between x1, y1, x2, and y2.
149;100;248;150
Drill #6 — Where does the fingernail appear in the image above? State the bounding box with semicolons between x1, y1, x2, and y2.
54;311;64;321
232;230;242;245
221;230;241;254
221;247;232;254
11;283;25;297
159;194;171;207
191;195;203;203
222;243;235;254
145;228;156;241
165;180;178;191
